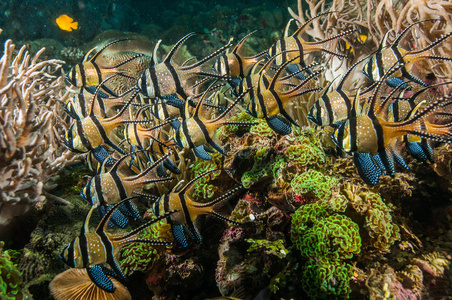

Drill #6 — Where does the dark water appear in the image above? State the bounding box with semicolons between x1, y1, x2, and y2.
0;0;292;47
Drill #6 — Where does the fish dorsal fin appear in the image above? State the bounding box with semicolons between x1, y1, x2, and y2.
378;31;392;52
82;47;97;62
102;87;139;125
82;205;96;235
128;152;171;181
179;169;220;194
208;86;252;124
232;30;260;55
391;19;435;50
291;11;334;38
90;38;134;63
152;40;162;65
284;19;295;38
352;88;361;116
162;32;196;64
407;100;426;119
109;149;140;174
337;50;376;92
268;54;300;90
250;58;266;75
377;81;410;118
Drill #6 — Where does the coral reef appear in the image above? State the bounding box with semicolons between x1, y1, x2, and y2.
0;32;74;230
0;241;23;300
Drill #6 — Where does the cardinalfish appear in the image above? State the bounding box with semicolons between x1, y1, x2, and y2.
332;83;452;183
150;169;243;247
308;53;378;127
268;12;353;77
137;32;232;101
62;86;139;154
172;84;255;160
66;39;150;97
59;198;177;293
56;14;78;32
362;19;452;88
122;106;180;176
81;151;173;221
247;55;322;135
212;30;267;78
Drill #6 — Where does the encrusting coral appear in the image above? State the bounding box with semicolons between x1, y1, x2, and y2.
0;29;74;227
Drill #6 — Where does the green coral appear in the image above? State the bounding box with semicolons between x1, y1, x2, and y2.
250;118;274;137
291;201;361;299
291;169;339;201
119;221;173;276
241;147;272;188
302;260;354;299
246;238;288;260
189;152;223;198
343;186;399;251
286;128;325;167
221;110;256;137
0;241;23;300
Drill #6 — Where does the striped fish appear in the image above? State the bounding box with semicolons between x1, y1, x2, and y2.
81;151;173;210
362;19;452;87
66;38;148;97
137;33;232;100
62;87;139;154
247;55;322;135
59;197;176;293
150;169;242;247
212;30;267;78
268;12;353;70
172;84;255;160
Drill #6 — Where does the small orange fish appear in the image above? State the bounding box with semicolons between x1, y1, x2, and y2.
56;14;78;31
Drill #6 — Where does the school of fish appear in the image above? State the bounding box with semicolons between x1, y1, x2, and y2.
59;14;452;293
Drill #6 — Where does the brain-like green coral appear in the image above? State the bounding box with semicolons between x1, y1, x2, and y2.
286;132;325;167
0;241;23;300
342;186;399;251
291;201;361;299
119;221;173;276
189;152;223;198
291;169;339;201
302;260;354;299
250;119;274;137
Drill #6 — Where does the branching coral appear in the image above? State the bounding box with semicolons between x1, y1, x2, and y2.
0;32;75;225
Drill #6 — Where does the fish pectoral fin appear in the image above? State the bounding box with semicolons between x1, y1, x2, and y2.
171;224;189;247
87;265;116;293
193;145;212;160
353;152;383;186
266;115;292;135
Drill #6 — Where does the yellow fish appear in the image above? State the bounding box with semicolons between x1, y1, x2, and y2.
56;14;78;31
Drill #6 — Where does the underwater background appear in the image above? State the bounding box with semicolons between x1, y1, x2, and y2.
0;0;452;299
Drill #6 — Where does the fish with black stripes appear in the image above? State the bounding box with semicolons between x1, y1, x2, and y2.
62;86;139;154
66;38;151;97
81;150;173;224
59;197;177;293
150;169;243;247
172;84;255;160
137;32;232;101
331;81;452;185
246;55;322;135
268;12;353;78
212;30;267;78
362;19;452;88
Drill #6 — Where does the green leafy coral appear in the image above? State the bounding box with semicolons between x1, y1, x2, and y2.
342;185;400;251
286;128;325;167
291;169;339;201
119;221;173;276
291;201;361;299
0;241;23;300
189;152;223;198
